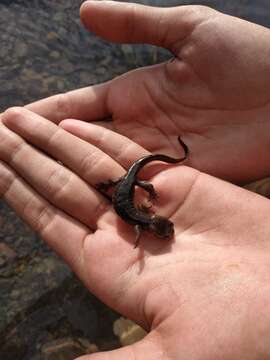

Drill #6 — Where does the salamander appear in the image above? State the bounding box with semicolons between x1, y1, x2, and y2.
96;137;189;248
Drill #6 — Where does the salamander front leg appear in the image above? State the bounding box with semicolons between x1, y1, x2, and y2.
136;180;158;201
96;178;122;201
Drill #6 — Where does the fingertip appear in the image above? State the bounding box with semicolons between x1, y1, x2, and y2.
80;0;114;30
59;119;88;139
80;0;91;26
58;118;75;128
80;0;116;13
2;106;25;127
80;0;98;13
59;118;86;126
79;0;161;44
59;118;79;132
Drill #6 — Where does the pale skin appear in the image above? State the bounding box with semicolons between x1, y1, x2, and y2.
25;1;270;183
1;108;270;360
1;1;270;359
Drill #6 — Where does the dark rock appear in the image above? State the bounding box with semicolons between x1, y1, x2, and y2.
0;243;17;267
41;338;98;360
66;297;98;339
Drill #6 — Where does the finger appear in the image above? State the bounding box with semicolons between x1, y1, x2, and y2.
80;1;206;52
24;83;111;124
60;120;184;180
0;160;89;276
2;107;125;184
59;119;150;170
0;123;112;229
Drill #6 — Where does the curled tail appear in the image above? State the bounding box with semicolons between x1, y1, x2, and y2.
178;136;189;161
129;136;189;178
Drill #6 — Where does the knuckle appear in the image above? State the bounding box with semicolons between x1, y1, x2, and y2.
0;163;15;196
34;205;56;234
44;127;63;151
181;4;215;18
22;196;55;234
80;151;104;180
33;206;55;234
8;141;26;165
55;92;72;119
45;167;72;201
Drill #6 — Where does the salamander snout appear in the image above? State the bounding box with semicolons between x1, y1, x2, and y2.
149;215;174;239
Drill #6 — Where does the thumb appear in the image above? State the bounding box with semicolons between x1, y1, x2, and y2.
80;0;209;52
75;336;163;360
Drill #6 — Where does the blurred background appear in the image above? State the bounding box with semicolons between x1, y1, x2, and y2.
1;1;270;359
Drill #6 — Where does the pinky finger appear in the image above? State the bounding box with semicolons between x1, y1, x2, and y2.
0;160;90;277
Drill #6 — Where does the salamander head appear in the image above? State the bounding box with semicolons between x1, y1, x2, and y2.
149;215;174;239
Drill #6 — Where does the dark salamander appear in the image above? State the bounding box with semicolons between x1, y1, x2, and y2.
97;137;189;248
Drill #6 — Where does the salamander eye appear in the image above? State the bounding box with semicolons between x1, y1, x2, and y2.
149;216;174;238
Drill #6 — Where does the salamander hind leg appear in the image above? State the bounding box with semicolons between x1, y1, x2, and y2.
136;180;158;201
137;203;152;214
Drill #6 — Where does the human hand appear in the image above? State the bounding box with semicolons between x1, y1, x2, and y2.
26;1;270;184
1;107;270;359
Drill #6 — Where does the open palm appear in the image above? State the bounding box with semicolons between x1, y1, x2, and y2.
1;108;270;359
27;1;270;184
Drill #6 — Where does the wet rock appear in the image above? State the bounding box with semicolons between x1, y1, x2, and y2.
0;243;17;267
46;31;58;41
113;317;147;346
78;338;99;354
66;297;98;339
49;50;61;59
41;338;98;360
14;41;28;58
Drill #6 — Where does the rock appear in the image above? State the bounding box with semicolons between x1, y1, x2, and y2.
113;317;147;346
41;338;98;360
46;31;58;41
0;243;17;267
78;339;98;354
66;297;98;339
50;50;61;59
14;41;28;58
